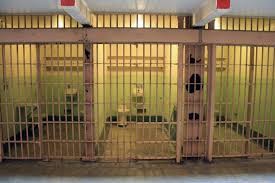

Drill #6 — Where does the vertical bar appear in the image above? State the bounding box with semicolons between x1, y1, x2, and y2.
206;44;216;162
103;43;106;159
155;43;158;153
245;46;254;155
24;44;30;158
229;45;236;153
243;46;249;150
224;45;230;156
109;43;113;158
161;44;165;156
83;42;94;161
262;47;270;150
269;48;275;153
51;44;57;158
237;46;243;153
169;43;172;153
176;43;183;163
176;16;184;163
15;44;23;158
96;44;99;157
70;44;75;158
58;44;62;158
30;44;36;157
122;43;125;159
116;43;118;160
0;96;2;162
77;44;81;158
36;44;43;159
10;45;17;158
0;45;5;162
94;45;99;158
63;44;68;157
257;46;264;149
5;44;11;158
43;45;49;159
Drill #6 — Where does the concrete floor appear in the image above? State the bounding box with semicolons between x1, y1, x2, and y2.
103;123;175;160
0;159;275;182
5;123;268;160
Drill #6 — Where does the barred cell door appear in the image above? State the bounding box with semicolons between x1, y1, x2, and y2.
93;43;211;161
92;43;178;161
0;44;43;160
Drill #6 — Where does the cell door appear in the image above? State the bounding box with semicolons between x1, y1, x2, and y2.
93;43;178;161
0;44;42;160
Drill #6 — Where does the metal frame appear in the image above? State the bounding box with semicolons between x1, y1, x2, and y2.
0;29;275;46
0;15;275;162
206;44;216;162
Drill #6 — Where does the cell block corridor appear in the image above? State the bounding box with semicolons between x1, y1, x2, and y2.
0;14;275;162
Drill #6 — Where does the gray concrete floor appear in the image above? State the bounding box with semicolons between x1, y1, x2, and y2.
103;124;175;159
6;124;267;159
0;159;275;182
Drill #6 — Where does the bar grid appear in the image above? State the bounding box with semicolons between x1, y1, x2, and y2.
0;13;275;162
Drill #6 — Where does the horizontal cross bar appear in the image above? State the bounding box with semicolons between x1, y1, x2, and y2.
0;28;275;46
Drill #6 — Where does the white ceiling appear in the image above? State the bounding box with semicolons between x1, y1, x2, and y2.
85;0;204;14
0;0;62;14
0;0;275;17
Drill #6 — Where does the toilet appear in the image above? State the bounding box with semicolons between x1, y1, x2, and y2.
117;104;130;127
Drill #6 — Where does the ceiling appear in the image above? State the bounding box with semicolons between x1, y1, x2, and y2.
0;0;275;17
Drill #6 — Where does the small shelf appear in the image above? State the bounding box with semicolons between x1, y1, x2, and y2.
44;57;83;71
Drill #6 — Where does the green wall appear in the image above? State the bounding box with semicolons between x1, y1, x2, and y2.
215;46;275;137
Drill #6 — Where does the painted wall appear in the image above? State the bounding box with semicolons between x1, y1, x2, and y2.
0;44;38;140
215;46;275;137
93;44;178;139
214;18;275;138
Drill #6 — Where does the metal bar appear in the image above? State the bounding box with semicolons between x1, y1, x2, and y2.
206;44;216;162
155;43;158;155
176;43;183;163
76;43;81;158
63;44;68;157
269;48;275;153
43;44;49;160
0;29;197;43
30;44;36;157
69;43;75;158
161;44;165;156
0;45;5;162
251;47;258;154
116;43;118;160
263;47;270;150
109;43;113;158
176;16;184;163
95;44;99;157
36;44;43;159
57;44;62;158
202;30;275;46
83;42;95;161
245;46;254;155
16;44;24;158
102;43;106;160
9;44;17;158
1;29;275;46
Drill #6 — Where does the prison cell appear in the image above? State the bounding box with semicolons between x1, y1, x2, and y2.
0;13;275;162
213;45;275;157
